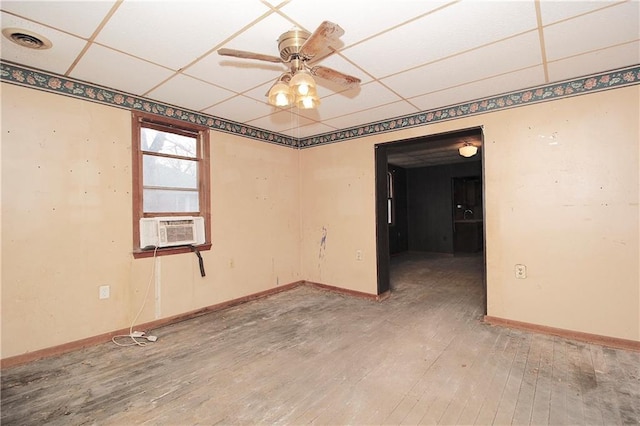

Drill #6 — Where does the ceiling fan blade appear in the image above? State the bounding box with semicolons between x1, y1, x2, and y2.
310;65;361;89
299;21;345;61
307;47;338;65
217;48;283;63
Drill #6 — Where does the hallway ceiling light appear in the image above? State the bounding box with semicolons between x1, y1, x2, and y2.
459;142;478;157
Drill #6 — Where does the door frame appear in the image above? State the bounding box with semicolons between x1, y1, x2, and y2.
374;126;487;314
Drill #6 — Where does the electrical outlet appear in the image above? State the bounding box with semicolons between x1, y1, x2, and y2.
99;285;110;299
356;250;363;261
515;264;527;279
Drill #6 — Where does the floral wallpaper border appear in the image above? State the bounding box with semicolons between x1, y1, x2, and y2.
0;61;296;147
2;61;639;149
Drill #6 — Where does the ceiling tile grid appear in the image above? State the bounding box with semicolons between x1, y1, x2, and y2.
1;0;638;139
409;65;547;112
69;43;176;96
547;40;640;82
145;73;236;112
382;30;544;100
94;0;272;71
542;0;640;61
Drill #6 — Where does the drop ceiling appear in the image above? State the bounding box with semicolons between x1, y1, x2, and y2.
1;0;639;143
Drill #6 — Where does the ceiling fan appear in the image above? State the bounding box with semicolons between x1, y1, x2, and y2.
217;21;361;109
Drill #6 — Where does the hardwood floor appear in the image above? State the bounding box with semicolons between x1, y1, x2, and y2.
2;252;639;425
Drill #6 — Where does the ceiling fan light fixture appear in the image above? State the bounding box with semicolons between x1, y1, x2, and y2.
268;81;293;107
218;21;359;112
296;89;320;109
459;142;478;158
289;69;316;96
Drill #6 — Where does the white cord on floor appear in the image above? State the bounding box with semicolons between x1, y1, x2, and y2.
112;246;158;347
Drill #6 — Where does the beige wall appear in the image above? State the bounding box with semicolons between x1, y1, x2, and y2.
299;85;639;342
299;140;378;293
2;81;638;359
1;83;301;358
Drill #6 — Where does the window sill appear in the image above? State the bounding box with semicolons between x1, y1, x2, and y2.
132;243;212;259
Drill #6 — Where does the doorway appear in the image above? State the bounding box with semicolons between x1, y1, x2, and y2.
374;127;486;311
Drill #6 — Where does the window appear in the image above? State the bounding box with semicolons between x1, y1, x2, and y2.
132;112;211;257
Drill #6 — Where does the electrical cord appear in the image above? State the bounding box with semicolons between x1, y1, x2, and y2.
190;245;206;277
112;246;158;347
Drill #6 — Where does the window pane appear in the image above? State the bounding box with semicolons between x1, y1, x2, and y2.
143;189;199;213
141;128;196;158
143;155;197;189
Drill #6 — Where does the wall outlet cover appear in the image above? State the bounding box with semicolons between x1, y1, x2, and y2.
99;285;110;299
515;264;527;279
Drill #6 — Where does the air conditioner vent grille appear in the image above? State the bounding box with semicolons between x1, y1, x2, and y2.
140;216;205;248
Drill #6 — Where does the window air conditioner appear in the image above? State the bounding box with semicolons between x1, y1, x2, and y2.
139;216;205;249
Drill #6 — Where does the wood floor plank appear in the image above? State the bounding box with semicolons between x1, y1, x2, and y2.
511;332;544;425
492;331;531;425
473;330;524;424
599;346;640;424
549;337;569;425
2;253;638;425
454;328;511;425
529;334;555;425
573;341;604;424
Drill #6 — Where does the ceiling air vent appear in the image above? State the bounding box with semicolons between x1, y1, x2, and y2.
2;28;52;49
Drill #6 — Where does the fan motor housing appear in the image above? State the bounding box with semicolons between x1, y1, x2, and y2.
277;28;310;61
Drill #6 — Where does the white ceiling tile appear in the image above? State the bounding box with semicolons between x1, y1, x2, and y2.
410;66;546;111
247;108;312;133
146;74;235;111
539;1;619;26
262;0;287;6
383;31;542;98
323;100;419;131
1;1;116;38
279;0;452;46
204;94;274;125
242;80;279;103
297;81;402;122
70;44;174;95
544;1;640;61
281;122;337;138
95;0;271;70
214;12;295;58
547;40;640;82
184;13;293;93
344;0;538;78
0;12;87;74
